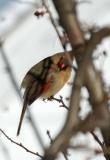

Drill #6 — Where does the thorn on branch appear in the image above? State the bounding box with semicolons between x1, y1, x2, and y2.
46;130;53;144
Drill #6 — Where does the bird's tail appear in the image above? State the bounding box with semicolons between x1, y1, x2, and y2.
17;100;28;136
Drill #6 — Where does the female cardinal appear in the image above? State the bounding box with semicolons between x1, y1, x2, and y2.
17;51;73;136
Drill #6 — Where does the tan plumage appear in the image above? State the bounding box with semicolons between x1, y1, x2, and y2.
17;51;73;136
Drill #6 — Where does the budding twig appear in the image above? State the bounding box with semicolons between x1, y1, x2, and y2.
47;95;69;110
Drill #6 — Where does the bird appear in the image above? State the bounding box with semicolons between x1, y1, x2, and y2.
17;51;73;136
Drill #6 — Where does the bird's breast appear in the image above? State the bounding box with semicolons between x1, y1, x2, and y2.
41;67;71;99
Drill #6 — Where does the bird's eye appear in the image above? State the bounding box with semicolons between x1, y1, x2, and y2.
57;57;68;70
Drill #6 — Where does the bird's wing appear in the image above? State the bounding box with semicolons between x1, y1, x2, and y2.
21;61;44;89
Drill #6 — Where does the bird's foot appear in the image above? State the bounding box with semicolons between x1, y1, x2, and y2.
47;96;54;101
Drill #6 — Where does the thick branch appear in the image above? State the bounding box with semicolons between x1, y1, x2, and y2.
53;0;84;48
43;0;110;159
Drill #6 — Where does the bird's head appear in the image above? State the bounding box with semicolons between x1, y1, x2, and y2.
51;52;71;72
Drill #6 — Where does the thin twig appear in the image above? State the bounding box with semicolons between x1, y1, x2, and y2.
91;131;110;160
91;131;104;148
0;128;43;158
47;96;69;110
47;130;53;144
41;0;69;50
46;130;69;160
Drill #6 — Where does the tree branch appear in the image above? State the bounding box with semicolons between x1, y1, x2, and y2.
0;128;43;158
42;1;110;159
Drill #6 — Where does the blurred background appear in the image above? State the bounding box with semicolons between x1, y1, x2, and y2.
0;0;110;160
